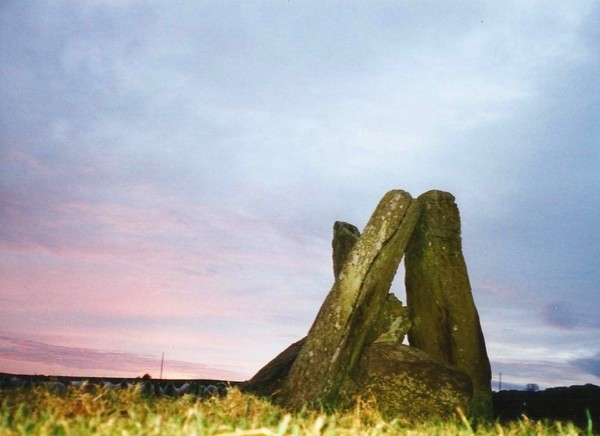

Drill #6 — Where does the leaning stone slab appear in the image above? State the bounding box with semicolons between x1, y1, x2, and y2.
404;190;492;419
278;190;421;410
348;342;473;421
245;219;409;400
244;220;361;398
332;221;412;344
241;337;307;397
244;294;410;398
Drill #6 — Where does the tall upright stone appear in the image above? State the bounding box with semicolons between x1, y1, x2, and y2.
332;221;360;279
278;190;421;410
404;190;492;419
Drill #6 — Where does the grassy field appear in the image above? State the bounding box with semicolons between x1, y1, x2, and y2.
0;383;591;435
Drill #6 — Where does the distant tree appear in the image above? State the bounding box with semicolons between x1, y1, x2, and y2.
526;383;539;392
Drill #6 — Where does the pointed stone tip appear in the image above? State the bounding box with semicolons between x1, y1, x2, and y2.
333;221;360;234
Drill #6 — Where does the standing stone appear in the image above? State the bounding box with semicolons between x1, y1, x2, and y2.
404;190;492;419
332;221;361;279
278;190;421;410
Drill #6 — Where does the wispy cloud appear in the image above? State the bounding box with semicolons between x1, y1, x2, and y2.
540;301;600;330
0;335;243;380
492;356;600;390
571;352;600;379
1;0;599;386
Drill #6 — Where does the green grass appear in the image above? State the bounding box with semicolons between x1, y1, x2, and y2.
0;383;589;435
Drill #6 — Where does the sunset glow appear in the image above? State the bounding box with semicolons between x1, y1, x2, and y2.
1;1;599;389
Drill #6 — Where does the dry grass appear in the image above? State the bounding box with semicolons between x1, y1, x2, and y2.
0;383;590;435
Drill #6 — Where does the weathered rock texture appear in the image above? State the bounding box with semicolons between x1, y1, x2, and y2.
349;343;473;421
243;296;411;400
404;190;492;419
278;190;421;409
244;220;411;400
332;221;360;279
367;293;411;344
245;188;491;422
242;337;306;397
246;338;472;421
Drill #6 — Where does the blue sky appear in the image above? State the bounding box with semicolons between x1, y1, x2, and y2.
1;1;599;388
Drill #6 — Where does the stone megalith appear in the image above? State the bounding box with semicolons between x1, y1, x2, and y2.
242;337;306;397
243;334;473;421
348;343;472;421
332;221;412;344
278;190;421;410
243;220;410;398
367;292;411;345
404;190;492;419
332;221;360;279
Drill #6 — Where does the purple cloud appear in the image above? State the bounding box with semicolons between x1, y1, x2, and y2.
541;301;600;330
572;352;600;379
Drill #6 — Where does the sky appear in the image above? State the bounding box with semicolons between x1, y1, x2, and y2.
0;1;599;389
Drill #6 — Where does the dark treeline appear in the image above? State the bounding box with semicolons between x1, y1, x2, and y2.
0;372;236;398
0;372;236;386
493;384;600;429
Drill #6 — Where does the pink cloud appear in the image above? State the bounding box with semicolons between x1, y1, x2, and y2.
0;261;238;319
473;280;517;297
1;179;332;382
0;335;244;380
540;301;600;331
56;201;194;236
3;147;54;177
1;186;332;302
